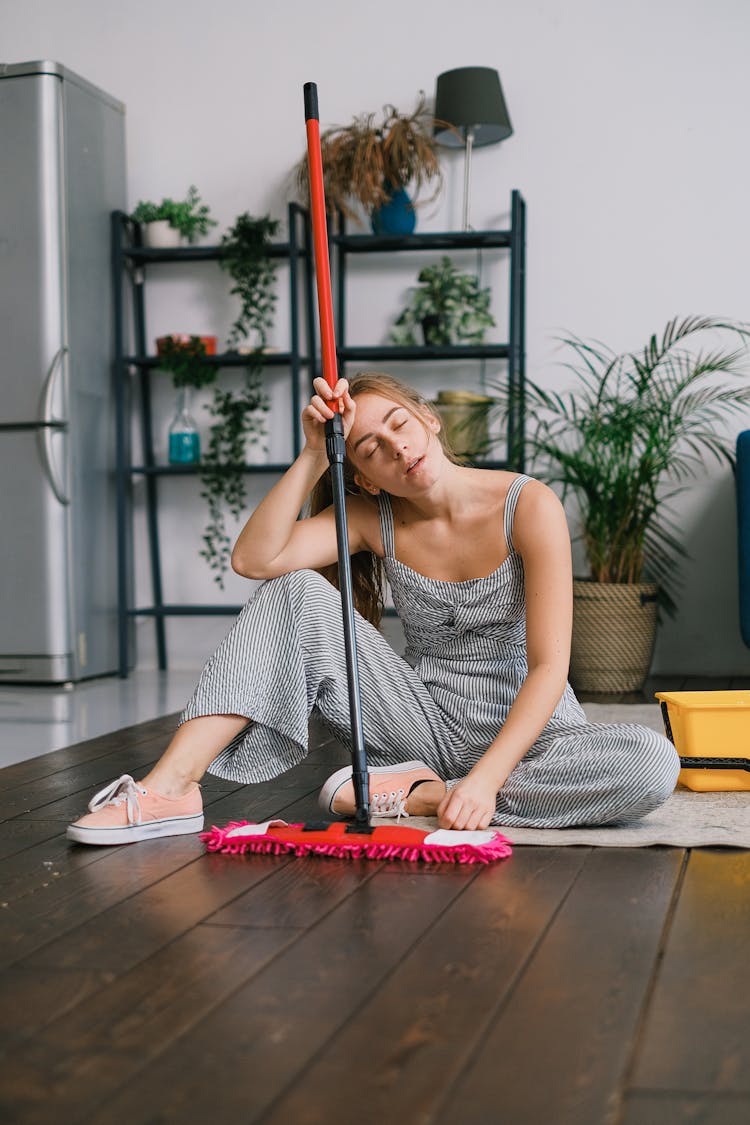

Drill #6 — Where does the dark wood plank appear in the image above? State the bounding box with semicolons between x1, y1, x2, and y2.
0;965;107;1055
0;754;352;971
0;834;206;970
85;866;479;1124
0;827;120;907
198;756;349;827
621;1093;750;1124
0;714;178;791
21;850;288;972
0;741;165;820
206;853;385;928
0;924;300;1124
262;846;588;1124
0;819;67;861
0;854;375;1062
630;850;750;1095
432;847;685;1125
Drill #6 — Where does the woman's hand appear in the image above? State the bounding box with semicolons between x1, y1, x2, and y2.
302;377;356;453
436;768;501;831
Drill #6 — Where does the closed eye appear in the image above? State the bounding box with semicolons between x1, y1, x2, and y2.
366;420;406;457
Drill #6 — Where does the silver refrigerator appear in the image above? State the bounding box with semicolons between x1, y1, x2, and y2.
0;61;126;682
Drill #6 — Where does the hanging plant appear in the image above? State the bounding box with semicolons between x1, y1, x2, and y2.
197;213;279;585
220;213;280;350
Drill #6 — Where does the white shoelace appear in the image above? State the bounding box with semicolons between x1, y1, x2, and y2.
88;774;147;825
370;788;409;820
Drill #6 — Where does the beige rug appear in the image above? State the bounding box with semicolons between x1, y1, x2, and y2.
375;703;750;848
383;791;750;849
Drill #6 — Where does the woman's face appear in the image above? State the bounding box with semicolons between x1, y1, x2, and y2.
347;392;442;495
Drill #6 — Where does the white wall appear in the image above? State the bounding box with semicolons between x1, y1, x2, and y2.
4;0;750;674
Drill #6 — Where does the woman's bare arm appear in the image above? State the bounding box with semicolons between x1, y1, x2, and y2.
231;377;373;579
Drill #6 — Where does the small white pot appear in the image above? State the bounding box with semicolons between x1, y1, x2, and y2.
142;220;182;249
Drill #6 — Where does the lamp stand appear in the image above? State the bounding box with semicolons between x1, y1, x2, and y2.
461;126;475;231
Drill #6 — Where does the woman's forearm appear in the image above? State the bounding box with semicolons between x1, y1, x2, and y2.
230;445;328;574
474;664;568;788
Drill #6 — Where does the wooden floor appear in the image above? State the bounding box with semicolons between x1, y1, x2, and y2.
0;715;749;1125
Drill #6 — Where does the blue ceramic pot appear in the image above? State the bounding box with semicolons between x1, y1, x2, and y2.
371;184;416;236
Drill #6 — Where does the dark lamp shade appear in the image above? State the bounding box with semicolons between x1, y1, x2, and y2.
434;66;513;148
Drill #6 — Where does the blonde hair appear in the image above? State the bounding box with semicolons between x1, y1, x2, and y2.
308;372;459;627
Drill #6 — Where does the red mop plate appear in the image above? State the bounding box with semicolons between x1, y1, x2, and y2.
202;820;512;864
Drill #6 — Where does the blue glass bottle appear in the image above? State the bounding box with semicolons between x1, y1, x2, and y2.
168;387;200;464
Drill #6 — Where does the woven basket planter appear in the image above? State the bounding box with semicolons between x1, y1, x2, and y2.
570;579;658;694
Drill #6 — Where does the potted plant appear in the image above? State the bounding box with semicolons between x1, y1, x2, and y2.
130;185;217;247
295;93;444;233
494;316;750;693
196;213;278;586
390;256;495;346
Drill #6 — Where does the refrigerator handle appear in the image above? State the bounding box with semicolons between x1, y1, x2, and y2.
38;346;70;506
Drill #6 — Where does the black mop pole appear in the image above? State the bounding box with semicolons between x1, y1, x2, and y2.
304;82;371;831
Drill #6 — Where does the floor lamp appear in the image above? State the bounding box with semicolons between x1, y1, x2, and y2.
434;67;513;231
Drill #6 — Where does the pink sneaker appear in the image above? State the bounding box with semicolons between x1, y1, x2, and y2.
66;774;204;845
319;760;443;818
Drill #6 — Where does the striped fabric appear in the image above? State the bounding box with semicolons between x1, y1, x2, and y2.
181;473;680;828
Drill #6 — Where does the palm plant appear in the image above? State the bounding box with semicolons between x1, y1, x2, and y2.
495;316;750;614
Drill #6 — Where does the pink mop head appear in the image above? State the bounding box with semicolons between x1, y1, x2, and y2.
201;820;512;864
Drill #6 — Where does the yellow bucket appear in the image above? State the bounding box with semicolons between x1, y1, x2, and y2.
655;690;750;792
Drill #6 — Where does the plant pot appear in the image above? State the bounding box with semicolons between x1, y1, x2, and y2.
156;334;218;356
570;580;658;694
421;315;449;346
371;185;416;236
142;220;182;249
432;390;493;461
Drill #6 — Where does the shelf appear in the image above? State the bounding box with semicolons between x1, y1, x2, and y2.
113;201;313;675
114;197;525;676
126;352;307;369
469;459;512;470
130;463;291;476
128;605;245;617
124;242;305;264
332;229;512;253
337;344;510;362
130;458;509;475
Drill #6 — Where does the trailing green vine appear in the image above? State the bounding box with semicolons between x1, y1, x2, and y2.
198;213;279;585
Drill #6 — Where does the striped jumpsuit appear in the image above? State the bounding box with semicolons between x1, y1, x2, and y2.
181;474;680;828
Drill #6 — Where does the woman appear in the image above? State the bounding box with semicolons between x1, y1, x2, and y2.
67;372;679;845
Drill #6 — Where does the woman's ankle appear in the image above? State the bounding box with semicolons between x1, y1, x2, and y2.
141;714;248;799
405;780;446;816
140;769;199;800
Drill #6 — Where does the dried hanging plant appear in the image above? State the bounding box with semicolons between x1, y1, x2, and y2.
296;93;447;220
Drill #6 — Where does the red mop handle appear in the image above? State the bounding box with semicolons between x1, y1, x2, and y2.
304;82;340;408
303;82;370;831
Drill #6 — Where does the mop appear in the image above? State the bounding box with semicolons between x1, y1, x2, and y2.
200;83;512;864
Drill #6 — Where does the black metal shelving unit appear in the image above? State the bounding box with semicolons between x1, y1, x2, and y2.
112;192;526;676
333;189;526;470
112;202;314;676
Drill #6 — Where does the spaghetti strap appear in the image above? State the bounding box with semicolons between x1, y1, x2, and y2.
378;492;396;558
503;474;532;553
